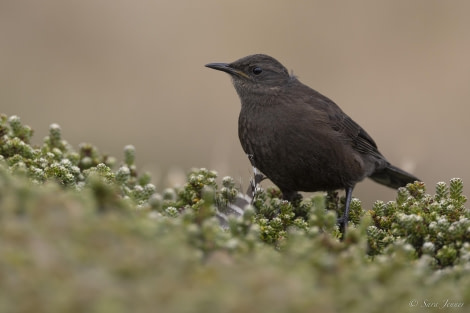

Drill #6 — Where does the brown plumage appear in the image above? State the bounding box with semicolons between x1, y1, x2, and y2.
206;54;419;233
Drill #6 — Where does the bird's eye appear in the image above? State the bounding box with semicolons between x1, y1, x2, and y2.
252;67;262;75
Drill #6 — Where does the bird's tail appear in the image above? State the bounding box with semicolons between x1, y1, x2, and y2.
369;164;420;189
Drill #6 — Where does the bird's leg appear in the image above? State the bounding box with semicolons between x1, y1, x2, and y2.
338;186;354;236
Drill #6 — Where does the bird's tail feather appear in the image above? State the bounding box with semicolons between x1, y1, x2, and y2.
369;164;419;189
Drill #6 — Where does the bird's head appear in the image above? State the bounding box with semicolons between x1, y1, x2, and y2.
206;54;292;98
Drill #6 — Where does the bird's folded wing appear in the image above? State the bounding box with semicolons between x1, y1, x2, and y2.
311;95;384;160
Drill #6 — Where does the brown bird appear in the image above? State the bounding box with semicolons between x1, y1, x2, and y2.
206;54;419;233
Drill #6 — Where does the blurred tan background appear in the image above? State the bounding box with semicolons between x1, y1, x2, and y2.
1;1;469;207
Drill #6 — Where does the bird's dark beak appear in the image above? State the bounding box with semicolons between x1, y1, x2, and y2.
205;62;250;79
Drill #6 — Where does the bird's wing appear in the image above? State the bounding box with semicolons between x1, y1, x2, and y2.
335;113;382;157
309;93;384;159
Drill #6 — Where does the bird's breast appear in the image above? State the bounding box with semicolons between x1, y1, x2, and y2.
238;102;310;165
237;101;365;191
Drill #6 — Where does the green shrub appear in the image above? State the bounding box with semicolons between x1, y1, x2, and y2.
0;113;468;313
